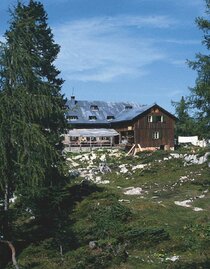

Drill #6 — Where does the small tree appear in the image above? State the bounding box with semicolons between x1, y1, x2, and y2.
172;96;195;137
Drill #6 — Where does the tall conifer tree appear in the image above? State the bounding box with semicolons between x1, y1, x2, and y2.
0;0;67;240
188;0;210;138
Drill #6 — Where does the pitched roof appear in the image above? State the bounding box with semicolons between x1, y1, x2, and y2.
66;98;176;124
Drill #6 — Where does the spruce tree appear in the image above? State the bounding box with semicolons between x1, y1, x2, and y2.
0;0;67;242
188;0;210;138
172;96;195;137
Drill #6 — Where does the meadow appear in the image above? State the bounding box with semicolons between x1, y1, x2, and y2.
10;147;210;269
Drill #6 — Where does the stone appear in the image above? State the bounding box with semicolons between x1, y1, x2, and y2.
89;241;97;249
124;187;143;195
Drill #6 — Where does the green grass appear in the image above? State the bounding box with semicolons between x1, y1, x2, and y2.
9;148;210;269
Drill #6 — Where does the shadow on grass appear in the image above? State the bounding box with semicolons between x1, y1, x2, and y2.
1;181;104;269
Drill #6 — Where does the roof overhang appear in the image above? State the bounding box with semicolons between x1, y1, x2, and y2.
68;128;119;137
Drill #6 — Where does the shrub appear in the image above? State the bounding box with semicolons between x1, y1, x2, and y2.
125;227;169;248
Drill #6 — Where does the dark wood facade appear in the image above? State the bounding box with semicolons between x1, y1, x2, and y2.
113;105;176;149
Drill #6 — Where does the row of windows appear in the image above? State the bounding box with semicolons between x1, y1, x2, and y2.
90;105;133;111
67;115;165;123
148;115;164;123
67;114;165;124
67;115;115;121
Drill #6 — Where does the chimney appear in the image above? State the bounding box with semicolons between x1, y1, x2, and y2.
70;95;77;105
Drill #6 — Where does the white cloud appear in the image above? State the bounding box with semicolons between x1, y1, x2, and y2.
53;15;172;82
181;0;204;8
170;59;187;66
148;0;204;8
164;39;201;45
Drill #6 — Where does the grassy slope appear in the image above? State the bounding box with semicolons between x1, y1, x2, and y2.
10;148;210;269
96;150;210;268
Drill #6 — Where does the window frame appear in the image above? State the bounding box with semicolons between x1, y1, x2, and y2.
148;115;165;123
90;105;99;111
67;115;78;121
154;115;164;123
107;115;115;121
125;105;133;110
148;115;153;122
152;131;160;139
89;115;97;121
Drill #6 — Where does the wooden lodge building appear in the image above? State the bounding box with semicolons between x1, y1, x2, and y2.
65;96;177;151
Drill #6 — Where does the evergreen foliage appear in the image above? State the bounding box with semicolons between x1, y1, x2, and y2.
172;96;195;137
187;0;210;138
0;0;67;252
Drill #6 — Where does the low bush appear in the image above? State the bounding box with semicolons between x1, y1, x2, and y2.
125;227;169;248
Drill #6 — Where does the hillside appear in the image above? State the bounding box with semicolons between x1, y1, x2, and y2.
6;147;210;269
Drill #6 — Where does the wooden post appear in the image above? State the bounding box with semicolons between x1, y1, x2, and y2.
69;135;71;151
126;144;135;156
137;144;142;151
100;138;102;148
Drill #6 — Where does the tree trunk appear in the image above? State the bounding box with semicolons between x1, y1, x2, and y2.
3;184;11;240
59;244;64;261
3;188;8;236
4;184;9;211
0;240;19;269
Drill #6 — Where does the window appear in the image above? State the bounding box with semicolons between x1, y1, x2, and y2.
125;105;133;110
90;105;99;111
67;115;78;121
148;115;153;122
107;115;115;121
148;115;164;123
154;115;164;123
89;115;97;121
152;131;160;139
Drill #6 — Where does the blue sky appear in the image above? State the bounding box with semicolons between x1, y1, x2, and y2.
0;0;207;112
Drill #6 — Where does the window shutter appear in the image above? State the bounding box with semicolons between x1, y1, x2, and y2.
162;115;166;122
